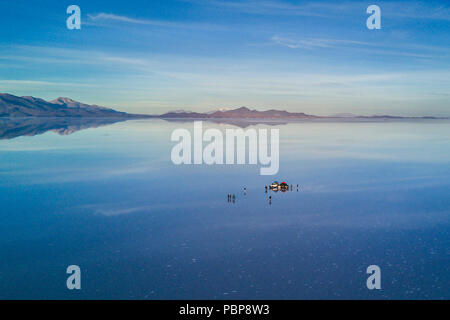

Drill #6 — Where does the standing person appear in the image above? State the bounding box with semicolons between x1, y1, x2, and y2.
244;187;247;195
265;185;268;193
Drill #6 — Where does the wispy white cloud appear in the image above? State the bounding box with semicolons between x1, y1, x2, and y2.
387;1;450;21
88;13;182;27
0;45;157;71
187;0;345;17
89;13;156;25
87;12;225;30
1;43;449;116
191;0;450;21
270;35;371;49
0;79;100;88
269;35;450;59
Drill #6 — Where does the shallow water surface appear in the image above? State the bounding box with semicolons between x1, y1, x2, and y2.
0;119;449;299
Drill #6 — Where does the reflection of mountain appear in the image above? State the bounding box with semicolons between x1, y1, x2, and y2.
0;117;127;140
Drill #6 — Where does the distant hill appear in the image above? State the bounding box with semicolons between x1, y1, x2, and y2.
160;106;318;119
0;93;146;118
161;107;445;120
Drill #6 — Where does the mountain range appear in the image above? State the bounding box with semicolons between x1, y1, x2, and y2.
0;93;445;120
0;93;140;118
159;107;317;119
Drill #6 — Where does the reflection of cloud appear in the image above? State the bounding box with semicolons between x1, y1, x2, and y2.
283;146;450;163
301;175;450;194
215;209;450;231
95;206;151;216
78;200;222;216
0;161;164;185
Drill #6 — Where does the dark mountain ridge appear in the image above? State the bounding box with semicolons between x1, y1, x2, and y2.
0;93;145;118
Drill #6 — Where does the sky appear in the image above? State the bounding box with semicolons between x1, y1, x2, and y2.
0;0;449;116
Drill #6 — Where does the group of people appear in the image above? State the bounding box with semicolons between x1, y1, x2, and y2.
227;184;300;205
227;194;236;203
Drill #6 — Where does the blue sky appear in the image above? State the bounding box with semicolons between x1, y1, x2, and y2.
0;0;449;116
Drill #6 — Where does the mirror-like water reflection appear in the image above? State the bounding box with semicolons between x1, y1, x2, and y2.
0;119;449;299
